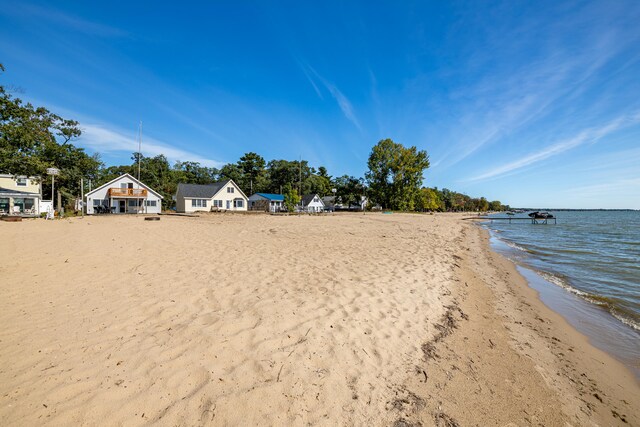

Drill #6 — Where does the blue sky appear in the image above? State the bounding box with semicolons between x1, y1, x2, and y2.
1;1;639;208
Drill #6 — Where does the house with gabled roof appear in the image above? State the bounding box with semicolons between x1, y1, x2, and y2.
175;179;248;213
299;194;325;213
85;173;163;215
248;193;284;212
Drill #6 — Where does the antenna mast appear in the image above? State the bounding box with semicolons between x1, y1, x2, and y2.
137;121;142;181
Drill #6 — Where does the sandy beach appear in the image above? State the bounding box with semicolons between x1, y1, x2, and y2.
0;213;637;426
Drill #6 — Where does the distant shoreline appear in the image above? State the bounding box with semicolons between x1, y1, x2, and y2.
512;208;638;211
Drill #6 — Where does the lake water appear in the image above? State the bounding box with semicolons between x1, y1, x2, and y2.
482;210;640;374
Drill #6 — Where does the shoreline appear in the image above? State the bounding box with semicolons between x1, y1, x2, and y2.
391;214;639;426
0;213;637;425
482;223;640;377
466;220;639;423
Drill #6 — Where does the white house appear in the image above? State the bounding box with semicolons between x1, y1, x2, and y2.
175;180;248;213
0;174;42;215
85;174;163;215
300;194;325;213
248;193;284;212
349;195;368;211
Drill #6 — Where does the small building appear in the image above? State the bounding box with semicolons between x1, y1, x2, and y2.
175;180;248;213
248;193;284;212
300;194;325;213
0;174;42;215
322;196;337;211
86;173;163;214
349;196;368;211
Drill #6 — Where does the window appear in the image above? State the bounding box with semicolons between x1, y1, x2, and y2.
128;200;138;207
234;199;244;208
145;200;157;207
227;187;234;193
191;199;207;208
213;200;223;208
16;178;27;186
0;198;9;212
13;198;24;210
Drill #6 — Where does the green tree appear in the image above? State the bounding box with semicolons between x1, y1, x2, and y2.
488;200;504;211
173;161;218;185
415;187;444;211
237;152;267;194
477;197;489;212
303;174;331;196
219;162;243;185
317;166;331;182
283;184;300;212
334;175;365;206
266;159;296;193
365;138;430;210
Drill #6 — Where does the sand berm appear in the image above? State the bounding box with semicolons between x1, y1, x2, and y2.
1;213;637;425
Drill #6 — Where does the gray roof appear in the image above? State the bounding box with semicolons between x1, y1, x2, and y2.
0;187;40;197
301;194;322;205
177;181;229;198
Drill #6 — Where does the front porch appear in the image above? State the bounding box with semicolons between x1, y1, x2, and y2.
94;198;150;214
0;188;40;216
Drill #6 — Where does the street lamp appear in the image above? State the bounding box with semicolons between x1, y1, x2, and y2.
47;167;60;213
331;188;336;211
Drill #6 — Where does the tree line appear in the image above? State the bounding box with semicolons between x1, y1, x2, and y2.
1;66;508;212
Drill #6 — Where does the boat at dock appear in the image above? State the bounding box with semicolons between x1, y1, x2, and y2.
528;211;554;219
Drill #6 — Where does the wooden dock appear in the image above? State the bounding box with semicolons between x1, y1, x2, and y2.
467;216;557;224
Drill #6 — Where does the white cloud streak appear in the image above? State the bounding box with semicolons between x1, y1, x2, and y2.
467;112;640;182
298;61;362;131
79;124;224;168
567;177;640;195
437;22;629;170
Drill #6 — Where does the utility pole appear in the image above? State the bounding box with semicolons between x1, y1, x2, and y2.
299;155;302;196
80;178;84;217
137;121;142;213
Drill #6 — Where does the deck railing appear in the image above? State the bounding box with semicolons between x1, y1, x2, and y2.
107;188;148;197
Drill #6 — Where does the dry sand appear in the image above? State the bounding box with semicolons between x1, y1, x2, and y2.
0;213;637;426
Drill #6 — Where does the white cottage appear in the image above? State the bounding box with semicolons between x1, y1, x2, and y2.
175;180;248;213
300;194;325;213
85;174;163;215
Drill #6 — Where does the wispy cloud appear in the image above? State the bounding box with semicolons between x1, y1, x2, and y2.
567;177;640;195
298;61;324;100
435;13;630;170
298;61;362;131
79;124;224;168
467;112;640;182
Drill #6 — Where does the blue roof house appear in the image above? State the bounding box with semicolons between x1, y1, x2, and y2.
248;193;285;212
